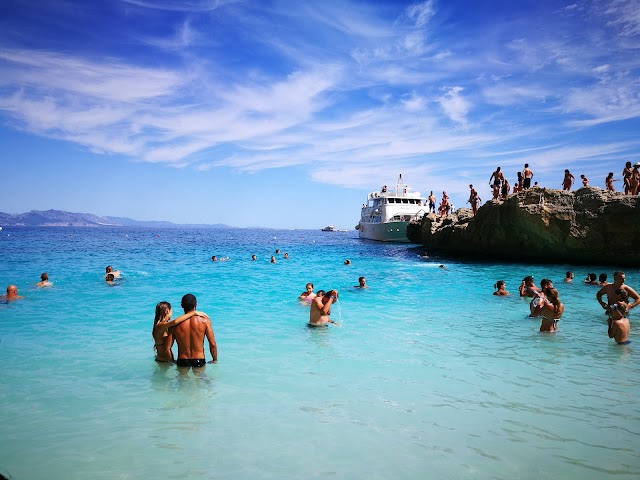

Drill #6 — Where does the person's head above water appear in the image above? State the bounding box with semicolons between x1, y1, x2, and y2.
106;273;115;282
344;259;351;265
106;265;113;273
181;293;197;312
358;277;366;287
40;272;48;281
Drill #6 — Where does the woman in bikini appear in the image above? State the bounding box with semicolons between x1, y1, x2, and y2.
298;282;317;304
630;164;639;196
562;169;575;191
530;287;564;332
605;172;617;192
622;161;633;194
152;301;209;363
608;289;631;345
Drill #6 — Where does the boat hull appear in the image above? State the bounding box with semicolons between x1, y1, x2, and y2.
358;221;411;242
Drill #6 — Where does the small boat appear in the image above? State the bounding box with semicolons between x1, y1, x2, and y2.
321;226;337;232
358;174;426;242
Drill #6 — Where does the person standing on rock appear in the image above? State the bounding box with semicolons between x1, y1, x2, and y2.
522;164;534;189
489;167;504;197
580;174;589;187
605;172;617;192
562;169;575;191
622;161;633;194
501;178;510;199
428;191;436;214
631;163;640;195
467;190;481;215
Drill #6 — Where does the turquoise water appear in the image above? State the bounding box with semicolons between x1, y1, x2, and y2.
1;227;639;479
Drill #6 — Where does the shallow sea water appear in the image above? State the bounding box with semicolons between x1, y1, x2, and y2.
0;227;639;479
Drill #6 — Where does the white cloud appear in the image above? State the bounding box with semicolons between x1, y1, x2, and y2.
437;86;469;124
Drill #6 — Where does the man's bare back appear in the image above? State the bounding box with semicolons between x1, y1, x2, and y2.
172;294;217;367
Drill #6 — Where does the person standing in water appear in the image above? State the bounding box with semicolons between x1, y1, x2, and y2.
172;294;217;368
531;287;564;332
152;301;210;363
608;289;631;345
299;283;316;303
309;290;339;326
596;271;640;316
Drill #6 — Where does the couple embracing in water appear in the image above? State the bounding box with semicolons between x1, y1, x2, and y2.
152;293;218;367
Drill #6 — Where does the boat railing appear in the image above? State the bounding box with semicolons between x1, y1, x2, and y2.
410;209;427;222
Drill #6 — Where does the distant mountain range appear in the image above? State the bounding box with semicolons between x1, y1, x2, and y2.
0;210;229;228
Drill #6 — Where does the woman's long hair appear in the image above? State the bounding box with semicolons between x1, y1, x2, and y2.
545;288;561;316
153;301;171;330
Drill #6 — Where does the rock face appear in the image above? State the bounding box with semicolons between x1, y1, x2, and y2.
407;187;640;265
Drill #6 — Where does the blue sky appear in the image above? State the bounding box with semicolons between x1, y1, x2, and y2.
1;0;639;228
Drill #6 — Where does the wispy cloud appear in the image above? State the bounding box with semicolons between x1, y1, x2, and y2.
437;86;469;124
0;0;639;193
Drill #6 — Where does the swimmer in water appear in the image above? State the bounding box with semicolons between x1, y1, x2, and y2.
344;259;351;265
105;273;116;285
251;255;257;261
299;283;316;303
36;272;53;288
284;253;289;259
105;265;121;279
309;290;339;327
2;285;23;301
608;289;631;345
354;277;368;288
270;256;276;263
493;280;509;296
564;271;574;283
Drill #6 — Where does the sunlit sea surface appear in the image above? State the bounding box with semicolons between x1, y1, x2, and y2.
1;227;639;479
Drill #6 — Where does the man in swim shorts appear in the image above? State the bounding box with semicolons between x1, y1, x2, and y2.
428;191;436;214
309;290;339;326
522;163;534;189
172;293;217;368
596;271;640;317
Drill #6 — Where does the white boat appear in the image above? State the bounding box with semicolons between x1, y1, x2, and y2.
321;225;337;232
358;175;426;242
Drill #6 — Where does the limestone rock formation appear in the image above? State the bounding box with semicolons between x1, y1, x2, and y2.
407;187;640;265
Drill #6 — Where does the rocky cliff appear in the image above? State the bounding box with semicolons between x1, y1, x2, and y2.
407;187;640;265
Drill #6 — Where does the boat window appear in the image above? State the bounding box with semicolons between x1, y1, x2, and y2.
402;199;408;204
